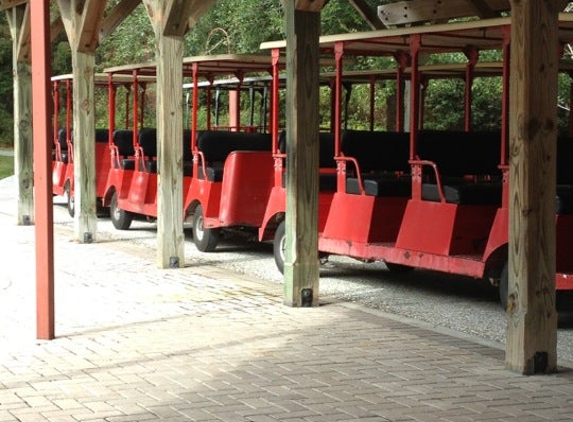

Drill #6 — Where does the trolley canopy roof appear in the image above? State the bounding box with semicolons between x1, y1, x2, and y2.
104;54;283;79
320;61;505;83
105;53;337;81
261;13;573;56
51;73;156;84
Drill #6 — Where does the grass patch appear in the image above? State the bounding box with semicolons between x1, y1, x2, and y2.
0;154;14;179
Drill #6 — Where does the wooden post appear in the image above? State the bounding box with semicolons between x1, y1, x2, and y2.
506;0;566;374
72;51;97;243
6;4;34;226
30;0;55;340
143;0;185;269
283;0;322;306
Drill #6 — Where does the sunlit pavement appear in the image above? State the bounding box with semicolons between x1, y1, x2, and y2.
1;176;573;422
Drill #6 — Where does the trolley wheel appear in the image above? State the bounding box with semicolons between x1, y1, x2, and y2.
499;260;509;310
385;262;414;274
110;191;133;230
273;221;286;274
192;204;220;252
65;181;74;218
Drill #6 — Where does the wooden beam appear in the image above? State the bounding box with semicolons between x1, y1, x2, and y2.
467;0;497;18
55;0;101;243
347;0;384;30
99;0;141;42
0;0;27;12
295;0;327;12
12;3;29;62
377;0;510;27
142;0;185;269
6;3;34;226
77;0;107;51
505;0;566;375
57;0;73;39
185;0;217;29
30;0;55;340
164;0;213;36
283;0;321;306
50;16;65;42
71;51;97;242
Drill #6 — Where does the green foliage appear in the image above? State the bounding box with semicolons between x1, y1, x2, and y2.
185;0;284;55
0;1;571;149
0;155;14;179
97;4;155;69
0;13;13;146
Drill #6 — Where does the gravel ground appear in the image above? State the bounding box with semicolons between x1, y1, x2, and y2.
3;175;573;366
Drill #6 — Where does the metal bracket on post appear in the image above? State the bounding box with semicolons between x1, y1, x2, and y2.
301;288;313;307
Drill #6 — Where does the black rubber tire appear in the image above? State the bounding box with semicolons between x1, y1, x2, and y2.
192;204;220;252
110;191;133;230
65;181;74;218
385;262;414;274
273;221;286;274
499;260;509;310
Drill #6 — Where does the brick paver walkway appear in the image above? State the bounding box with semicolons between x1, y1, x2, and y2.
1;181;573;421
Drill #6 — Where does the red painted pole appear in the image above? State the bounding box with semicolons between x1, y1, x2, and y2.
409;35;421;160
31;0;55;340
271;49;280;151
334;42;343;157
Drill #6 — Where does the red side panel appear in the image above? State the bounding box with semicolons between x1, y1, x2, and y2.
95;143;112;199
556;214;573;274
219;151;274;227
322;193;408;244
395;200;457;255
52;161;67;195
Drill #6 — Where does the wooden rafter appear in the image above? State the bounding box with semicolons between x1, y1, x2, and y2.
467;0;497;18
377;0;511;27
77;0;107;51
347;0;384;30
100;0;141;42
6;3;29;61
180;0;217;31
5;4;64;62
57;0;107;51
295;0;328;12
164;0;202;36
51;16;65;41
0;0;26;12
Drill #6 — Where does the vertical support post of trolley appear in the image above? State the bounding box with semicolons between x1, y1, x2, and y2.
271;48;281;153
409;34;422;199
394;52;409;133
334;41;345;192
464;46;479;132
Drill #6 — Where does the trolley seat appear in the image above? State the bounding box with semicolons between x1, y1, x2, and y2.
56;128;70;163
196;131;272;182
95;128;109;144
341;130;411;197
556;137;573;214
278;132;337;191
183;129;193;177
416;130;502;205
136;128;157;173
112;129;135;170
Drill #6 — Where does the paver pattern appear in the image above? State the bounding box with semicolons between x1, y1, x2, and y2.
1;180;573;421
